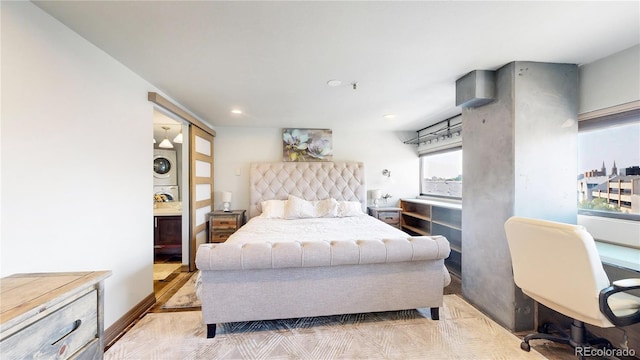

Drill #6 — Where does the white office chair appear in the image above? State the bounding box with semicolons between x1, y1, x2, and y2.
504;216;640;354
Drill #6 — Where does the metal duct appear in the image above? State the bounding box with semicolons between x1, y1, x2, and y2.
456;70;496;108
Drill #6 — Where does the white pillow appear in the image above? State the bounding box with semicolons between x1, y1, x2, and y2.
260;200;287;218
315;198;339;218
337;201;365;217
284;195;316;219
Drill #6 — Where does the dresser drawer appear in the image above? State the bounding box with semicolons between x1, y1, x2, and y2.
210;233;231;243
377;211;400;224
1;290;98;359
211;217;237;230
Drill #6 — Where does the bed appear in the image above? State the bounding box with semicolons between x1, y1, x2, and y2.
195;161;451;338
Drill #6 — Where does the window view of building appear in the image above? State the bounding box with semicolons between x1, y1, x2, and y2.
577;120;640;217
420;149;462;198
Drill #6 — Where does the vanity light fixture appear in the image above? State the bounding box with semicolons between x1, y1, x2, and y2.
158;126;173;149
173;129;183;144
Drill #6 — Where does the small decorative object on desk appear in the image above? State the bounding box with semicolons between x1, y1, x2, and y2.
382;193;392;205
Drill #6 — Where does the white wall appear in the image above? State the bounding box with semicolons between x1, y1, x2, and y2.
212;127;419;213
579;44;640;113
0;2;188;329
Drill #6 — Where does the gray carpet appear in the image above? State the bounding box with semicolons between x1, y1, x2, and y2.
106;294;546;359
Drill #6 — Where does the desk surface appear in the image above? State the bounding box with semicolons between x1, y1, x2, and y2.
596;241;640;272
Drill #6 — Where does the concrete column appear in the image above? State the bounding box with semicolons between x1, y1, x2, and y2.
461;61;578;331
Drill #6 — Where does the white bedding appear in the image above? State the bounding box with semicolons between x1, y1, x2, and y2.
226;215;410;244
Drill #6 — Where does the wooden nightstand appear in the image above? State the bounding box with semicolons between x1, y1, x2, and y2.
208;210;246;243
368;206;402;229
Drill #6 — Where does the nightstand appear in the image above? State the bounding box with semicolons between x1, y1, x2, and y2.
368;206;402;229
208;210;246;243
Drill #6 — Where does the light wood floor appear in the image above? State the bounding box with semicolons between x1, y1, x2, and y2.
152;267;193;312
446;274;600;360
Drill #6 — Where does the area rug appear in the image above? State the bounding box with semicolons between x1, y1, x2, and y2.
162;271;201;309
153;263;181;281
106;294;546;359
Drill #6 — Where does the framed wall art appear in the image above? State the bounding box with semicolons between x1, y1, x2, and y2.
283;128;333;162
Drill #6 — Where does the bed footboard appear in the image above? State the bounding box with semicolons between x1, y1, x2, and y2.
196;236;450;271
196;236;451;336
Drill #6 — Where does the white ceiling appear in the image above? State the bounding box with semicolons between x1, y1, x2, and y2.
34;1;639;131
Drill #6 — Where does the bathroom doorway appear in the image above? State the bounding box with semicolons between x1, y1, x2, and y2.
149;92;215;274
153;108;189;286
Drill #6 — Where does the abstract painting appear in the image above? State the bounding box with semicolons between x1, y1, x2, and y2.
283;128;333;162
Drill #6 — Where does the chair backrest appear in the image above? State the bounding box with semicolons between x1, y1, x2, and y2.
504;216;611;324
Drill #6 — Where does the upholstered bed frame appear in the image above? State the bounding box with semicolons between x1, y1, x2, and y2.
196;161;452;338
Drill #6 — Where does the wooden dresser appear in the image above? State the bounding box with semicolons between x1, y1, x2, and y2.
0;271;111;360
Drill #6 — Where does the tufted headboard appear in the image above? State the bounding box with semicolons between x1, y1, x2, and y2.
249;161;366;219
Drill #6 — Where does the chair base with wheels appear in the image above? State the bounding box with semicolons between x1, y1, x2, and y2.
520;319;611;354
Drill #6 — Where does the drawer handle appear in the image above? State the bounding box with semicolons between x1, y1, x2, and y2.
51;319;82;346
384;217;394;220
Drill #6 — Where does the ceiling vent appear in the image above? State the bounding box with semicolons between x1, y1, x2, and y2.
455;70;496;108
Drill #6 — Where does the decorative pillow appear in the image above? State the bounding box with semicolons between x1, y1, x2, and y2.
337;201;365;217
315;198;339;218
260;200;287;218
284;195;316;219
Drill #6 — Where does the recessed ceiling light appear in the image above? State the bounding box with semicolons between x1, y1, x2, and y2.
327;80;342;87
383;114;397;119
231;109;243;115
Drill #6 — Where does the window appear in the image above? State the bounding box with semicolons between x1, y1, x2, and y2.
577;116;640;219
420;148;462;199
577;107;639;252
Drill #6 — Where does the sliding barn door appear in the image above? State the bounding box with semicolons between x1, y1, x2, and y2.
189;126;214;271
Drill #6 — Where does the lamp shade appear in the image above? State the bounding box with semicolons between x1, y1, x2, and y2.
222;191;232;202
173;131;183;143
372;189;382;199
158;138;173;148
158;126;173;148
